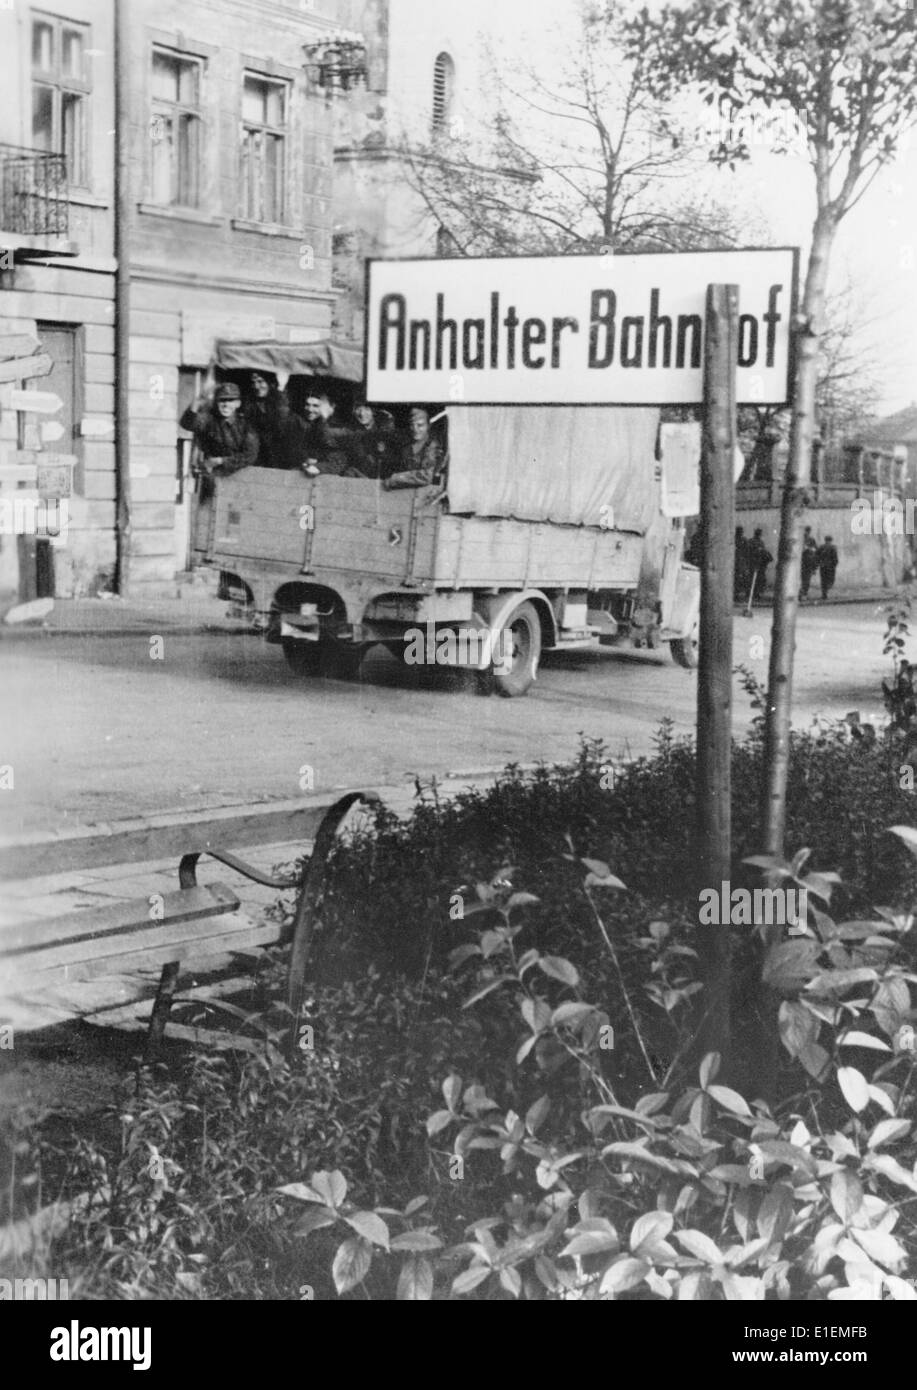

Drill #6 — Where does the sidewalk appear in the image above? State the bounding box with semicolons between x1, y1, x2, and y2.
1;583;903;640
0;576;246;640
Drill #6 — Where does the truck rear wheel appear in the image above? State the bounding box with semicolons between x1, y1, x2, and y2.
670;617;699;669
282;638;324;676
491;601;541;697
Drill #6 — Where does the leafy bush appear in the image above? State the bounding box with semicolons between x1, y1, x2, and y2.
11;723;917;1298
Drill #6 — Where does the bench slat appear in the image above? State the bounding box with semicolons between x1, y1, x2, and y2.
0;884;241;956
2;912;279;988
0;794;357;881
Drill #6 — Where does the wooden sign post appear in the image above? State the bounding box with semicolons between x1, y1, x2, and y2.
696;283;739;1061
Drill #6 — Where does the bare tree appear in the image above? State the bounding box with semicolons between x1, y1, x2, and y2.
396;1;764;259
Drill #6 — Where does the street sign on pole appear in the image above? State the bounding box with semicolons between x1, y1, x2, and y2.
366;248;798;406
0;353;53;384
9;389;63;415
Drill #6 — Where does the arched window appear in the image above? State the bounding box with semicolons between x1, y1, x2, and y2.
432;52;455;132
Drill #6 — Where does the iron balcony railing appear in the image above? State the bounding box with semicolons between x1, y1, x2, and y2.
0;144;69;237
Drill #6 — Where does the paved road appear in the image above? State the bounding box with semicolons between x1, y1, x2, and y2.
0;601;895;837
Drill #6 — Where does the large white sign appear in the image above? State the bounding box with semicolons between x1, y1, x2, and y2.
366;249;798;406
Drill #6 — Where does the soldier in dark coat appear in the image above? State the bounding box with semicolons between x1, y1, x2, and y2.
800;526;819;600
181;381;259;501
818;536;839;600
344;398;398;479
301;391;351;475
734;526;751;601
244;371;310;470
746;528;773;599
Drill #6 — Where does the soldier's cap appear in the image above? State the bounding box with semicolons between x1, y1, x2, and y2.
215;382;242;401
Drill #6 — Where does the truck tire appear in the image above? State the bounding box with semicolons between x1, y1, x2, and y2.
492;601;542;697
282;638;324;676
670;617;699;669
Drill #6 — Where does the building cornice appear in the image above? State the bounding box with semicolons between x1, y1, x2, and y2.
130;264;339;303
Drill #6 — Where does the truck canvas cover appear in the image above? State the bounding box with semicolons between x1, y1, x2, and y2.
446;405;660;533
214;338;364;381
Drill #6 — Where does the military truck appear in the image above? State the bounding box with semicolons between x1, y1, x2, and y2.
193;339;700;697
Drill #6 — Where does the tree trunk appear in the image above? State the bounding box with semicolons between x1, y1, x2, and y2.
761;214;835;856
753;215;835;1102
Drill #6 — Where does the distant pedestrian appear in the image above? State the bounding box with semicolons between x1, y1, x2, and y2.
734;526;751;601
746;528;773;600
800;526;819;600
818;536;839;600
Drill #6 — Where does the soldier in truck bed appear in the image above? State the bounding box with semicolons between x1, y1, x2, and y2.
300;390;351;475
181;381;259;499
383;406;447;489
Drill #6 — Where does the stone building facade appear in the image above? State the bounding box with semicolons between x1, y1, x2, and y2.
0;0;341;601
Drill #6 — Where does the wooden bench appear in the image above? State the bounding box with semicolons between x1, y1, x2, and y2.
0;790;377;1058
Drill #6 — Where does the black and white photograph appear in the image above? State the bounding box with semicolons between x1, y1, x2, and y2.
0;0;916;1342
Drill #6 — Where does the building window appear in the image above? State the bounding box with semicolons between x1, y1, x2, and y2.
150;48;203;208
30;12;90;186
432;52;455;132
240;74;288;224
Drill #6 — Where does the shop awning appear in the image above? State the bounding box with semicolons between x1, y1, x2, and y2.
214;339;364;382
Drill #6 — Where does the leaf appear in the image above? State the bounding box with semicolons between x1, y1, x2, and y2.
276;1182;324;1203
499;1267;522;1298
506;891;540;911
630;1210;674;1255
310;1170;347;1209
888;825;917;861
391;1230;443;1252
463;976;513;1008
885;1275;917;1301
699;1052;720;1088
839;1031;892;1052
865;1153;917;1196
756;1184;793;1245
599;1257;650;1296
807;967;879;997
480;929;505;959
521;996;552;1033
293;1206;338;1238
868;1085;896;1117
762;940;819;993
525;1094;551;1135
581;856;613;878
560;1222;621;1258
830;1170;865;1226
442;1072;462;1111
837;1066;870;1113
707;1084;752;1117
867;1119;911;1150
397;1255;433;1300
851;1227;907;1271
452;1264;491;1295
674;1229;722;1264
449;943;482;969
332;1236;372;1295
778;1000;818;1058
538;955;580;987
603;1142;680;1173
719;1271;765;1301
552;1002;594;1027
757;1140;818;1177
798;1039;831;1080
345;1210;390;1249
426;1109;454;1138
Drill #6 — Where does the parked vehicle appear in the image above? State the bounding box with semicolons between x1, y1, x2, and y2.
194;340;700;696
